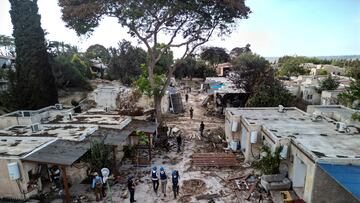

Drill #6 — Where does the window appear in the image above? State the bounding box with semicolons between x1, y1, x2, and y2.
307;94;313;100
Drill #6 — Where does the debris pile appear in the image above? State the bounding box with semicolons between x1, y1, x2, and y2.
181;179;207;195
117;89;144;116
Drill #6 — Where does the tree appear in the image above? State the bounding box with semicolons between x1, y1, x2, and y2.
59;0;250;123
200;46;230;69
0;34;15;56
338;79;360;109
51;55;91;90
48;40;79;57
174;56;197;79
318;75;340;92
9;0;58;109
230;43;251;59
277;60;307;77
85;44;111;63
246;79;294;107
230;53;272;93
108;40;147;85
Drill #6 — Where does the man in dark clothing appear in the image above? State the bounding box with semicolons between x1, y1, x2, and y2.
185;93;189;103
176;134;182;152
199;121;205;137
127;175;136;203
151;166;159;194
189;107;194;119
171;170;180;199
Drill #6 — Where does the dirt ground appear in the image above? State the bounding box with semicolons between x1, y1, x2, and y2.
53;84;272;203
78;89;270;203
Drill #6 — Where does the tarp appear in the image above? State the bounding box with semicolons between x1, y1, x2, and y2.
319;163;360;200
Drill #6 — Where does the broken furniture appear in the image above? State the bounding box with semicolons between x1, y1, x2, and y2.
260;174;291;192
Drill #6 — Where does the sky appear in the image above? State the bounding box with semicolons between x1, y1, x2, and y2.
0;0;359;58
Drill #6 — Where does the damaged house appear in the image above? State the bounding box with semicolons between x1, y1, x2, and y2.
0;105;157;202
202;77;247;113
224;106;360;202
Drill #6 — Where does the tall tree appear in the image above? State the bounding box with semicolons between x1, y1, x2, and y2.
318;75;340;92
59;0;250;123
230;53;272;93
108;40;147;85
200;46;230;69
9;0;58;109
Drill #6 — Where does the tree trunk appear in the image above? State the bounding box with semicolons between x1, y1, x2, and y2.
154;95;163;124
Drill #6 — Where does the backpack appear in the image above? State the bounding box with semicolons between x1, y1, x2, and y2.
95;177;102;188
152;170;158;179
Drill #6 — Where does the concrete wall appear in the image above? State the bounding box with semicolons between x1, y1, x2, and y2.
0;117;32;129
311;164;358;203
0;159;38;200
93;89;119;110
66;163;88;185
287;143;316;202
301;86;321;105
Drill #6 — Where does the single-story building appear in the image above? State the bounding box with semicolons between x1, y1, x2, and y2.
224;106;360;202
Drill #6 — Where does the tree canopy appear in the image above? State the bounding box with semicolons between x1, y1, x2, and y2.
59;0;251;122
85;44;111;63
230;43;251;59
200;46;230;67
9;0;58;109
0;34;15;56
338;79;360;109
108;40;147;85
318;75;340;92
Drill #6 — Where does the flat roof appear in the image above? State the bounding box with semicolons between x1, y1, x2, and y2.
0;105;73;118
22;139;90;165
227;107;360;159
0;136;55;158
0;124;98;141
52;111;131;129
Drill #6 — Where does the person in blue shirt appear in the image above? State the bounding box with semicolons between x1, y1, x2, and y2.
159;166;167;197
151;166;159;194
171;170;180;199
91;172;103;201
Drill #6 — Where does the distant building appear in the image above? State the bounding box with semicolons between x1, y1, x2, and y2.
225;106;360;202
216;62;233;77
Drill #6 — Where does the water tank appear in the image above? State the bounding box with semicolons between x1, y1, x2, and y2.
8;162;20;180
231;121;238;132
250;131;258;144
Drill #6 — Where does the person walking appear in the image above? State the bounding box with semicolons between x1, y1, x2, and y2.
199;121;205;137
189;107;194;119
127;175;136;203
171;170;180;199
176;134;182;152
185;93;189;103
159;166;168;197
91;172;103;202
151;166;159;194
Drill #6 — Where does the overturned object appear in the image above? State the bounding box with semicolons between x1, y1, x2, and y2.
260;174;291;192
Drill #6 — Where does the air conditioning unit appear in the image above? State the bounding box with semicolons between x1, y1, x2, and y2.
278;105;285;113
55;103;63;110
31;123;40;133
67;113;73;120
336;122;347;133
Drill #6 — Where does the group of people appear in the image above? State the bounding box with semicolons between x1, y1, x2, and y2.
91;172;109;202
151;166;180;199
126;166;181;203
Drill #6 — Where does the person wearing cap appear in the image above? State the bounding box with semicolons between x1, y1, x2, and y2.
127;175;136;203
171;170;180;199
91;172;103;201
151;166;159;194
159;166;168;197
